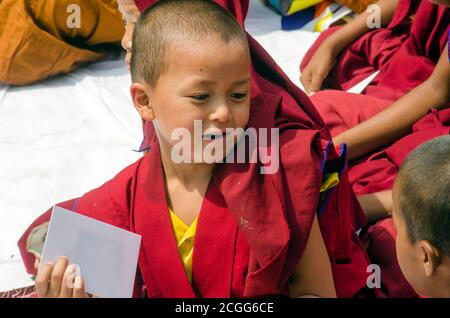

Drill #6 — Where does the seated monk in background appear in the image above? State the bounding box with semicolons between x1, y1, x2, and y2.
0;0;124;85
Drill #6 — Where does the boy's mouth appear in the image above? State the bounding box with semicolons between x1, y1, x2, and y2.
202;130;229;141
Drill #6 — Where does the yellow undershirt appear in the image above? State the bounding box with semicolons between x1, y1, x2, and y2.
169;208;198;283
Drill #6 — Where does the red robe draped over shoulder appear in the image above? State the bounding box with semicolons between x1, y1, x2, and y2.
18;0;370;298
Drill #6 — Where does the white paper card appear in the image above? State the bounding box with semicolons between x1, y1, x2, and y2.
40;206;141;298
346;71;380;94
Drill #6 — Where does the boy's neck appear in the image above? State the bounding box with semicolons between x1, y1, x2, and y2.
434;257;450;297
424;256;450;298
159;143;215;187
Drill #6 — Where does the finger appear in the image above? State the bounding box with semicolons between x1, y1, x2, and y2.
309;72;325;94
35;261;54;297
33;254;42;271
59;264;77;298
49;256;69;297
300;70;312;93
73;275;88;298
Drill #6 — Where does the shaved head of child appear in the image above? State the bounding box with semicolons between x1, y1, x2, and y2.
130;0;249;86
392;135;450;297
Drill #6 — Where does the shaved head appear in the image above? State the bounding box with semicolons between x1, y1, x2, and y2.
130;0;249;86
395;135;450;255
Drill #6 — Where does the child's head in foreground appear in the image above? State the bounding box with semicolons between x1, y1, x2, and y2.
392;135;450;297
129;0;251;162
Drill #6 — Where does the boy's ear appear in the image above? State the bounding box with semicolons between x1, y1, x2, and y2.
130;82;154;121
419;240;440;277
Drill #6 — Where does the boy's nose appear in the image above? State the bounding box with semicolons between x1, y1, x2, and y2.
209;104;232;123
121;27;133;52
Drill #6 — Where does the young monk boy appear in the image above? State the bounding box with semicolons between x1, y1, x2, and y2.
19;0;371;298
31;0;338;298
392;135;450;298
358;135;450;298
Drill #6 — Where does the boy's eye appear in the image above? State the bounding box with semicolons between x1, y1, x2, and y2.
230;93;248;100
189;94;210;101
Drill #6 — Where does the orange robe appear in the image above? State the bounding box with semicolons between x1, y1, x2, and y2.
0;0;124;85
335;0;377;13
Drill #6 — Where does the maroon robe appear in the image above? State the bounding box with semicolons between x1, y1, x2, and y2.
18;0;371;298
359;218;417;298
301;0;449;100
350;109;450;195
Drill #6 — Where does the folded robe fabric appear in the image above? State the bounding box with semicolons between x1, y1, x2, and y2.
359;218;417;298
18;0;370;298
0;0;124;85
302;0;449;101
350;109;450;195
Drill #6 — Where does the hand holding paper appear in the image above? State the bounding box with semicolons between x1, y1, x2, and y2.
35;256;88;298
37;206;141;298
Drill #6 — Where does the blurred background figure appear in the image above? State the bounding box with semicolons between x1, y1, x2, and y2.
0;0;124;85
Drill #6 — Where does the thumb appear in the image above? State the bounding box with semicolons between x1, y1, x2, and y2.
309;72;325;94
300;70;313;94
73;275;88;298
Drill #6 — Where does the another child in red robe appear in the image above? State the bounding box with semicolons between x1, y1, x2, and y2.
28;0;340;298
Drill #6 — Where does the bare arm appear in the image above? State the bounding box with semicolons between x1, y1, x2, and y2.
326;0;399;53
334;45;450;160
357;190;393;224
288;215;336;298
301;0;399;94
